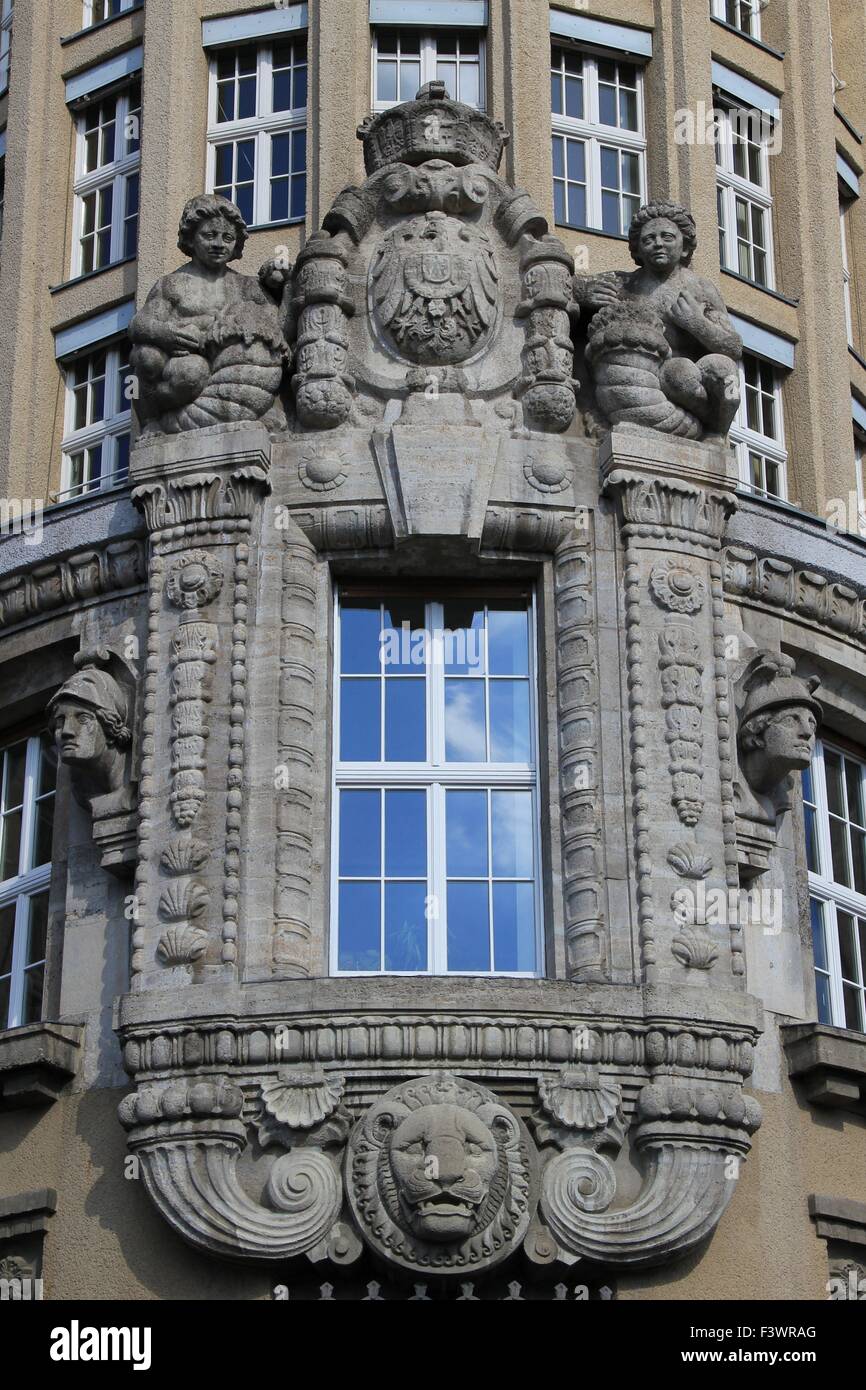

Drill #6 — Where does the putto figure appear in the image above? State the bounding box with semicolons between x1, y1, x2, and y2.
130;194;289;434
47;650;133;807
576;200;742;439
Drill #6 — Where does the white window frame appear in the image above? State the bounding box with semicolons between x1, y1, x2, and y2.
804;740;866;1033
71;80;141;277
731;350;787;499
711;0;762;41
59;339;132;502
841;195;854;347
0;0;13;96
83;0;136;27
855;431;866;535
330;593;544;978
206;38;308;230
371;27;486;112
550;44;646;236
715;104;775;289
0;734;53;1032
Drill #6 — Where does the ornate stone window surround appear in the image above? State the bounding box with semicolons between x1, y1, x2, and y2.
731;350;787;501
329;587;545;978
0;732;55;1030
550;42;647;236
803;738;866;1033
58;336;132;503
205;35;307;229
715;100;775;290
371;26;486;112
71;77;141;277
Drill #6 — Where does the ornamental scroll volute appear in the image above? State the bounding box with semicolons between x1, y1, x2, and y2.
290;81;578;433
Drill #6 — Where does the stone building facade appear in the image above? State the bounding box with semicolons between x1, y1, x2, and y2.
0;0;864;1302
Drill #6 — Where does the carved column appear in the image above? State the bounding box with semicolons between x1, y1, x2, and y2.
602;431;742;986
130;435;271;990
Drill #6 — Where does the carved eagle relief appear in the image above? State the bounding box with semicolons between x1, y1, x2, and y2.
370;210;499;365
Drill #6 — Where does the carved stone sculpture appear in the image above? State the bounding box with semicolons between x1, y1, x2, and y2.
346;1073;536;1274
48;649;133;807
130;194;289;434
577;200;742;439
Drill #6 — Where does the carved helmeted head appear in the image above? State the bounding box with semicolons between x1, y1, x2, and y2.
47;650;132;798
737;653;822;796
628;200;697;271
347;1074;535;1273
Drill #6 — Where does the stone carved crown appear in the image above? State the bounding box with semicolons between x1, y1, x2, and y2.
357;80;509;174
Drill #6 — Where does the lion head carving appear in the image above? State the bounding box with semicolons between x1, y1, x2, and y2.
346;1074;536;1273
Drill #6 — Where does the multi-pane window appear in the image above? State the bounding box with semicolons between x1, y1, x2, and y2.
731;352;786;498
841;198;854;347
716;104;774;288
0;734;55;1031
83;0;136;26
804;744;866;1032
711;0;761;40
372;29;484;110
72;80;141;276
59;341;131;501
332;592;542;976
0;0;12;95
856;433;866;535
550;46;645;235
207;39;307;227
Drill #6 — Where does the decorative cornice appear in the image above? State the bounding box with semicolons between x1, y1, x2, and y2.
723;546;866;643
0;539;145;631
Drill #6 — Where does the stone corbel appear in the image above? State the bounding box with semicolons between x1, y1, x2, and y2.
538;1080;761;1268
118;1075;344;1262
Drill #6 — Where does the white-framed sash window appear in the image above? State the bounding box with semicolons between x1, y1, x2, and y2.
550;44;646;235
83;0;136;27
731;350;787;499
841;196;854;347
72;79;141;276
715;103;774;288
711;0;762;41
331;591;543;976
804;742;866;1033
0;733;55;1031
59;339;131;501
856;432;866;534
372;27;485;110
206;37;307;228
0;0;13;95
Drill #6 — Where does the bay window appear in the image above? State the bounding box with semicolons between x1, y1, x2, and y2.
207;38;307;227
72;79;141;275
551;46;646;235
804;743;866;1032
716;104;774;288
731;351;787;499
332;591;542;976
372;28;484;110
0;734;55;1031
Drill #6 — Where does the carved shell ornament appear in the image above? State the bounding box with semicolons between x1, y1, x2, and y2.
537;1066;623;1138
260;1067;346;1131
370;211;499;365
346;1074;536;1274
297;440;349;492
666;842;714;879
671;927;719;971
650;558;707;614
166;549;224;610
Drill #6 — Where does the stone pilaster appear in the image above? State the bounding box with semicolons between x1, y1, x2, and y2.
602;431;742;986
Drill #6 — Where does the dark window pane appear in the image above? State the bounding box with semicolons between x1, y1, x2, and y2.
215;144;234;186
384;882;427;971
552;135;564;180
385;679;426;762
843;982;863;1031
38;737;57;796
601;191;621;235
4;740;26;808
845;759;865;826
22;964;44;1026
382;600;426;674
270;179;289;224
815;971;833;1024
810;899;827;971
551;71;561;117
829;816;851;887
339;789;380;877
446;790;488;877
566;139;585;182
26;892;48;965
237;139;255;182
238;48;257;76
293;64;307;111
445;679;486;762
31;798;54;870
1;808;22;879
489;682;531;763
839;911;858;981
290;172;305;221
852;828;866;898
493;882;535;972
447;881;490;971
553;180;566;226
271;132;289;177
564;75;583;120
238;74;257;120
0;974;9;1030
804;805;819;873
235;183;254;225
385;790;426;877
340;679;380;761
341;602;380;673
338;882;380;971
491;791;533;877
599;84;617;127
292;127;306;172
0;901;14;974
600;146;619;190
272;70;291;112
217;81;235;123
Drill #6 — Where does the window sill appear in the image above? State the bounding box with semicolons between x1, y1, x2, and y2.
782;1021;866;1115
808;1194;866;1249
554;222;629;243
848;344;866;374
246;218;305;234
49;254;137;296
721;266;800;308
835;105;864;146
60;3;144;47
709;16;785;61
0;1021;83;1109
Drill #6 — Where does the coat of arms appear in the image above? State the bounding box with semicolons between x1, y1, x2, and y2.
370;210;498;365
